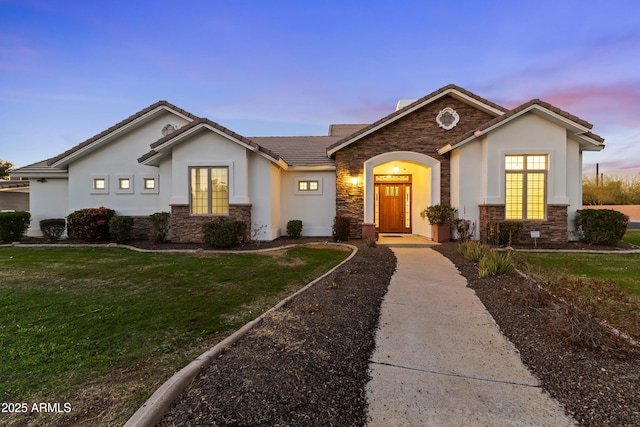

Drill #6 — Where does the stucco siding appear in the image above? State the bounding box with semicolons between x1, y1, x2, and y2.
484;113;569;205
67;111;187;215
170;130;250;206
26;179;69;236
453;139;484;238
280;170;335;237
247;152;280;240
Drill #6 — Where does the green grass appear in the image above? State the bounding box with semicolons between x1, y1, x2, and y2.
0;245;350;421
623;228;640;246
515;252;640;297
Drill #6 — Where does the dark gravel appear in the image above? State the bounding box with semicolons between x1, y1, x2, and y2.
159;241;397;426
433;242;640;427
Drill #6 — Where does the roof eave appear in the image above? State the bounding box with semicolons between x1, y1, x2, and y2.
49;104;196;168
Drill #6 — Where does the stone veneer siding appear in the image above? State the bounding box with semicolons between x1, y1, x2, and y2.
130;216;153;240
479;204;568;244
334;95;496;238
170;204;252;243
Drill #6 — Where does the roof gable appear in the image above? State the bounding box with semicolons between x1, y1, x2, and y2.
438;99;605;154
48;101;199;168
327;84;507;156
137;118;287;168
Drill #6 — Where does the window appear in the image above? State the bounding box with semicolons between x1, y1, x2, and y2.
190;167;229;215
119;178;130;190
298;180;319;191
93;178;105;190
144;178;156;190
505;155;547;220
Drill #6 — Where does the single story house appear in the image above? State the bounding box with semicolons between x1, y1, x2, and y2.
11;84;604;243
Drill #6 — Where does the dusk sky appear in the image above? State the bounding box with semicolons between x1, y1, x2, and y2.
1;0;639;178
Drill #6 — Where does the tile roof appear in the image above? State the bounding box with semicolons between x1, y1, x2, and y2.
48;101;199;166
9;159;68;176
252;136;341;167
0;180;30;189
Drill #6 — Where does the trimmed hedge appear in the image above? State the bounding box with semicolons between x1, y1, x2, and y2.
109;216;134;244
332;216;351;242
150;212;171;243
67;207;116;242
202;217;246;248
40;218;66;242
0;211;31;242
286;219;303;239
575;209;629;245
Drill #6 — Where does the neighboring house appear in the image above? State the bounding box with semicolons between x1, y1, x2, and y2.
0;180;30;211
11;84;604;243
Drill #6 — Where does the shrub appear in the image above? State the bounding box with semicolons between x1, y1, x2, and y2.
455;219;476;241
40;218;66;242
332;216;351;242
424;204;457;225
485;220;524;246
109;216;134;244
286;220;303;239
575;209;628;245
67;207;115;242
202;217;246;248
0;211;31;242
478;250;515;278
458;240;488;262
150;212;171;243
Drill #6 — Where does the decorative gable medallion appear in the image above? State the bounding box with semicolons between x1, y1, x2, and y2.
436;107;459;130
161;123;178;136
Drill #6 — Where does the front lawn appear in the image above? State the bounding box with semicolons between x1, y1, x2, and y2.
0;245;350;425
624;228;640;246
514;251;640;343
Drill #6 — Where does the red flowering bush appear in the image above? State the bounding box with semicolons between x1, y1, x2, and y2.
67;207;116;242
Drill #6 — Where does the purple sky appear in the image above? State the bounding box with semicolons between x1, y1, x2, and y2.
1;0;639;178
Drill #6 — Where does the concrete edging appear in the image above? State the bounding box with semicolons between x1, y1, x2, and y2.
123;243;358;427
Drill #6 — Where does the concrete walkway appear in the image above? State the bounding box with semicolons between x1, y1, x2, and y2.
366;245;576;426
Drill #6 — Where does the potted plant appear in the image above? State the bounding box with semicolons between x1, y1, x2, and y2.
424;204;457;243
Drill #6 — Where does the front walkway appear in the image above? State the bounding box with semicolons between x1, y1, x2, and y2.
366;245;576;426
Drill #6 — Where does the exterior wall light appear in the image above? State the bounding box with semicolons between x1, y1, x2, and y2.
350;176;359;186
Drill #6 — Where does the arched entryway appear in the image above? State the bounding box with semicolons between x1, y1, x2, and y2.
364;152;441;238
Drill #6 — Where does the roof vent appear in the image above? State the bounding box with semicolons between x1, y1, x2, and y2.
161;124;178;136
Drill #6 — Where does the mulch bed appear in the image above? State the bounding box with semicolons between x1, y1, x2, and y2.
433;242;640;427
159;241;397;426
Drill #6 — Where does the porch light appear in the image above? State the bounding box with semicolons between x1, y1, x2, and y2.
350;176;359;186
393;164;399;174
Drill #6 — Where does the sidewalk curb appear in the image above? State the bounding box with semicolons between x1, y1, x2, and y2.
123;243;358;427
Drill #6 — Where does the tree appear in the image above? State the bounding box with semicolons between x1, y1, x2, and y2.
583;172;640;205
0;159;14;179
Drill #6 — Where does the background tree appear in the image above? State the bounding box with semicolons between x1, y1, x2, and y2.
583;172;640;205
0;159;14;179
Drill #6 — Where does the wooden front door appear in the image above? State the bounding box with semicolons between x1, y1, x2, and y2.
375;175;412;233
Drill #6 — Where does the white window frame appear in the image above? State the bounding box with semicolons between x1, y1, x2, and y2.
116;174;134;194
91;174;109;194
140;174;159;194
505;154;548;220
189;166;230;215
